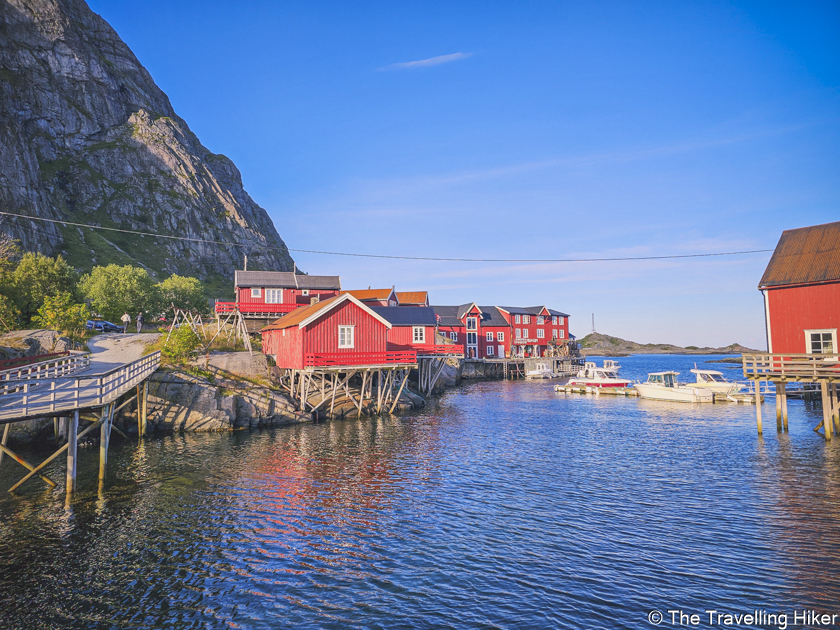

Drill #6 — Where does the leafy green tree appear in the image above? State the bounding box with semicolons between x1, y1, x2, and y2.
32;292;90;343
79;264;160;322
11;253;78;323
157;274;206;314
162;324;202;360
0;294;20;332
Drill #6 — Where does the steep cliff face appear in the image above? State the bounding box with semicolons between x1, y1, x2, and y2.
0;0;294;293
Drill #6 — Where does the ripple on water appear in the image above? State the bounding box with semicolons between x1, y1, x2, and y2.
0;357;839;629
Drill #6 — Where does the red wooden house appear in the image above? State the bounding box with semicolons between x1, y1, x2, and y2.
217;270;342;318
341;288;398;307
759;221;840;355
432;304;512;359
370;306;463;356
497;306;569;358
261;294;415;369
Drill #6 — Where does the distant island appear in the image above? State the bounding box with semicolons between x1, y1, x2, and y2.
578;332;760;357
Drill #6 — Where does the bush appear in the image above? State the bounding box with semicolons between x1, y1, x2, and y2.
31;292;90;344
0;294;20;332
162;325;202;360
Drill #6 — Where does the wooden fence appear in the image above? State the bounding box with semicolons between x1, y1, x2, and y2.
742;353;840;381
0;351;161;421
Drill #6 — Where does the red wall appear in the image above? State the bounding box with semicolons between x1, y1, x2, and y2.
302;300;388;355
387;325;436;347
767;281;840;354
263;327;304;369
238;287;339;306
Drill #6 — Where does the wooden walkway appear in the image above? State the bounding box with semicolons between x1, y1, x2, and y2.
0;338;161;493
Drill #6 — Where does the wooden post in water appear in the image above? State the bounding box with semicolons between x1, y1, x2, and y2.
99;405;110;480
820;380;832;440
778;381;788;431
0;423;9;469
754;379;763;435
832;383;840;432
775;383;782;432
66;410;78;493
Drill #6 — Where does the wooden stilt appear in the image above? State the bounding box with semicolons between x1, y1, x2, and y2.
0;423;9;468
358;372;367;417
329;373;338;417
755;379;763;435
141;380;148;436
389;369;409;414
136;384;142;436
776;381;788;431
99;403;114;480
67;410;78;493
775;383;782;431
821;380;833;440
832;383;840;432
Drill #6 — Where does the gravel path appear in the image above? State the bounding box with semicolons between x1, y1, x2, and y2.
80;333;160;375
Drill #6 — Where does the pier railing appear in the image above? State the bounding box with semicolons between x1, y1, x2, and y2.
215;302;298;317
388;343;464;357
0;351;90;383
304;351;417;368
742;353;840;381
0;351;161;421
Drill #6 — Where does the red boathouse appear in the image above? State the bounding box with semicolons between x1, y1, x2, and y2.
759;221;840;355
261;293;415;369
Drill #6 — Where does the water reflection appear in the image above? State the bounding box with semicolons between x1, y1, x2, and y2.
0;358;838;629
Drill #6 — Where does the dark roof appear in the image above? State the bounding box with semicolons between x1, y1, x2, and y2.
234;270;341;290
499;305;569;318
477;306;511;327
759;221;840;289
431;305;463;327
369;306;437;326
546;308;570;318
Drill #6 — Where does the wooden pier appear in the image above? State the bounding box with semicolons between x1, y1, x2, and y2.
742;353;840;438
0;349;160;493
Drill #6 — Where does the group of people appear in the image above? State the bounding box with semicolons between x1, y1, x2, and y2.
120;311;145;333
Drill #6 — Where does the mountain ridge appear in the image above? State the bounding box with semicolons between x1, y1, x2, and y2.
0;0;293;294
579;332;761;356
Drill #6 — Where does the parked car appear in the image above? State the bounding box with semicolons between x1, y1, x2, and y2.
86;319;123;333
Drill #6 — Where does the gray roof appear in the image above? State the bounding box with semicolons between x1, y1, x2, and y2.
499;305;569;318
234;270;341;290
431;305;463;327
369;306;437;327
477;306;511;327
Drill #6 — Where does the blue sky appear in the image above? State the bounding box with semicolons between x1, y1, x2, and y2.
88;0;840;348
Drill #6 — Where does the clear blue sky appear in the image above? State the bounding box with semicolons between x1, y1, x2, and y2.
88;0;840;349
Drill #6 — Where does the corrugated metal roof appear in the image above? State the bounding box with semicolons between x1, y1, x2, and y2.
369;306;437;326
395;291;428;305
341;289;394;301
261;296;341;331
759;221;840;288
235;270;341;290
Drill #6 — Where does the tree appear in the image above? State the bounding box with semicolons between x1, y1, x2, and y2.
32;292;90;343
0;294;20;332
157;274;206;314
79;264;160;322
11;253;78;324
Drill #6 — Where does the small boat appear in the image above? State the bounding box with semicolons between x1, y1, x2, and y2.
567;360;632;388
634;371;714;403
689;368;744;395
525;360;556;379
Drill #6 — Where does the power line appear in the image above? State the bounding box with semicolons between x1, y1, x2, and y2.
0;210;774;263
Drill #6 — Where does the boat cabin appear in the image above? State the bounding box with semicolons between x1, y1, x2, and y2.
646;371;679;388
690;369;728;384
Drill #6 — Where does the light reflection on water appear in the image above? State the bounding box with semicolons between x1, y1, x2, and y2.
0;355;838;629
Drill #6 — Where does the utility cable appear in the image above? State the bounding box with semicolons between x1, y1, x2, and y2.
0;211;774;263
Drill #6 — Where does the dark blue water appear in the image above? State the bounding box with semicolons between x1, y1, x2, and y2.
0;355;838;629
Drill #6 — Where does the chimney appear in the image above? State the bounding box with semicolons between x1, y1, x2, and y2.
310;296;320;305
244;254;248;271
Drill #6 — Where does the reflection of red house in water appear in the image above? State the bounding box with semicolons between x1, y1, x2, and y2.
759;221;840;355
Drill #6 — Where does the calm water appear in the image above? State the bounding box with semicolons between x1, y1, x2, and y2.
0;354;839;629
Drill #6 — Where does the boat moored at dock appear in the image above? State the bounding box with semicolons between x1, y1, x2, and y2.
567;360;632;388
689;368;744;395
634;371;714;403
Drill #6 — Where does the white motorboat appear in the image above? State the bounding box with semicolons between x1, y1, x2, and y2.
634;371;714;403
689;368;744;395
567;360;632;388
525;360;556;379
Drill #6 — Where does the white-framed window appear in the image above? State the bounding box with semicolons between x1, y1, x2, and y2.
486;345;494;356
552;316;557;325
413;326;426;343
389;300;397;306
557;316;564;325
338;325;355;348
486;331;493;341
552;330;557;340
301;289;309;296
466;317;478;331
523;315;531;324
516;328;522;339
515;314;521;324
450;331;457;341
467;332;477;344
251;288;262;298
805;329;837;354
537;328;544;339
265;289;283;304
537;316;544;325
497;332;504;341
558;330;564;339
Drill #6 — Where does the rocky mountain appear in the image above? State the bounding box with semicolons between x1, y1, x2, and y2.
0;0;294;294
579;332;760;356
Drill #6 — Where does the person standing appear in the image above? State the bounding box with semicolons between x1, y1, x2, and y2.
120;312;131;333
136;311;144;333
